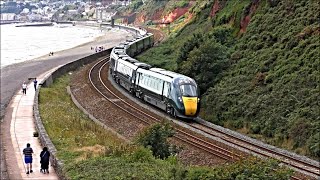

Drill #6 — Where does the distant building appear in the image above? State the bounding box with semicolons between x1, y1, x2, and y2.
95;7;115;22
28;13;42;21
21;8;30;15
1;13;17;21
67;9;78;15
112;0;131;6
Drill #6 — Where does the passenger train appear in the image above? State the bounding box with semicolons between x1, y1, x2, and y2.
109;32;200;119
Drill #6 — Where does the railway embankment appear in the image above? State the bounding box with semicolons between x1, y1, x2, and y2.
33;50;110;179
31;24;316;179
31;23;146;179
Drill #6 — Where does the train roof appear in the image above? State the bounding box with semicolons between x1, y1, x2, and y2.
113;49;126;55
110;51;128;59
137;68;173;82
121;56;139;63
118;58;140;70
115;44;126;49
126;39;138;45
126;39;136;42
134;62;151;69
150;68;184;79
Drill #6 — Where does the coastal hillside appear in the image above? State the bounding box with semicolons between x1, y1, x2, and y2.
126;0;319;159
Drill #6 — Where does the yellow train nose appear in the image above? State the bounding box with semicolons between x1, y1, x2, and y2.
182;97;198;116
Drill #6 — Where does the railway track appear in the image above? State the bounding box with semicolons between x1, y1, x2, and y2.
87;57;319;180
89;58;241;162
188;121;320;179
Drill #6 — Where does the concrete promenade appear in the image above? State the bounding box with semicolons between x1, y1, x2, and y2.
1;28;133;179
7;70;58;179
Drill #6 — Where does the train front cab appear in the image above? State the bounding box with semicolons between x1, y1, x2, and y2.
169;77;200;120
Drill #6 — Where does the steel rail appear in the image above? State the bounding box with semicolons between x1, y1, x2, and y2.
88;58;238;161
188;123;320;178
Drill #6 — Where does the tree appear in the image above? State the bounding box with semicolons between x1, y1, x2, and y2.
179;40;230;93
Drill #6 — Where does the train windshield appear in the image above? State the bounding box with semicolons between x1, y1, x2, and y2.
179;84;197;97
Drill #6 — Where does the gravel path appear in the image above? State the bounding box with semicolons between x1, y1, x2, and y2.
0;28;132;179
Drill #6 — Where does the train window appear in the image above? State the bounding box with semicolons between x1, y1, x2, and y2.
180;84;197;97
147;77;150;87
157;79;162;91
163;82;170;97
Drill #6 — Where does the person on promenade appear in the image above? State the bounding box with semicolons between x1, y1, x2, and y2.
33;78;38;91
23;143;34;174
40;147;50;174
22;81;27;95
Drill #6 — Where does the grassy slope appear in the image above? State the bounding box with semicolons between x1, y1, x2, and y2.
39;74;291;179
136;0;320;158
204;1;319;158
38;74;175;179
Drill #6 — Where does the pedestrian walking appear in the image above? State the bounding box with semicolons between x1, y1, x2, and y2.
22;81;27;95
23;143;34;174
40;147;50;174
33;78;38;91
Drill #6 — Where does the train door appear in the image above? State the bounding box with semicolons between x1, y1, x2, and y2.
162;81;170;101
163;82;173;115
131;70;136;84
110;56;115;75
135;72;141;98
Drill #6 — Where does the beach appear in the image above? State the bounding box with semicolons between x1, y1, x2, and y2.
0;27;133;179
1;24;109;68
1;27;133;117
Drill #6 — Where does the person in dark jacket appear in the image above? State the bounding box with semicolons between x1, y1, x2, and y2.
40;147;50;174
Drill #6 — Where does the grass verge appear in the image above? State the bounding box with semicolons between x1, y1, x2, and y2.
38;73;292;179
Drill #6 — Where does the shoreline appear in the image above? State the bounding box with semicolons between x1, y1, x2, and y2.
0;24;116;69
1;27;132;70
1;27;133;179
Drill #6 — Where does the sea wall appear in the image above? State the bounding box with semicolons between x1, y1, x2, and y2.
32;22;146;179
33;49;110;179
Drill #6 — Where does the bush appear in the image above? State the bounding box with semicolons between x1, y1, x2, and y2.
136;122;178;159
127;147;155;163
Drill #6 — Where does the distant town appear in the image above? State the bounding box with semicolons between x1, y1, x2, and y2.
0;0;131;23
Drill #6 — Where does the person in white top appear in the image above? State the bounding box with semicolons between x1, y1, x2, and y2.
22;81;27;95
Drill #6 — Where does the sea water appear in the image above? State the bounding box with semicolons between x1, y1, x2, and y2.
0;23;107;68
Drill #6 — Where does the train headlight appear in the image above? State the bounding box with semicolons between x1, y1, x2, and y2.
198;98;200;103
178;97;182;102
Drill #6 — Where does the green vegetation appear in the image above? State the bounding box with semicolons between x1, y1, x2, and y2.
136;122;179;159
203;1;320;158
136;0;320;159
39;74;292;179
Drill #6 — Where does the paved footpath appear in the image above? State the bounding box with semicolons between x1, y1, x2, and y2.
7;70;58;180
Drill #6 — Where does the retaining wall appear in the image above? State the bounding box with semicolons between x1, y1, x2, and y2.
32;22;147;179
33;49;110;179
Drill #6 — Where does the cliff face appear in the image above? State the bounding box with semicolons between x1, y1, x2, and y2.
161;2;192;23
239;0;259;34
210;0;220;17
135;0;320;160
126;1;194;27
131;0;259;34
